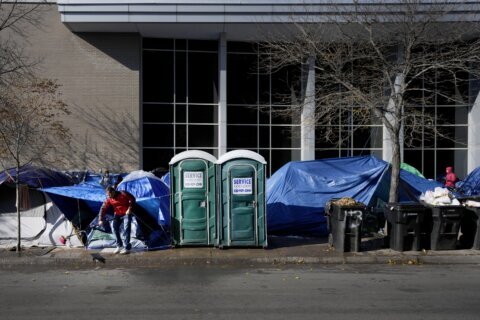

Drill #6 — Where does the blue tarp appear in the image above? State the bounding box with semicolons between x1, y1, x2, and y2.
266;156;443;237
116;176;170;226
399;169;444;200
41;173;171;250
0;165;73;188
458;166;480;196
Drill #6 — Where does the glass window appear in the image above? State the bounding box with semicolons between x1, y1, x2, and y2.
370;126;383;149
175;125;187;147
175;39;187;51
259;126;270;148
259;71;270;104
175;52;187;103
143;38;173;50
436;150;467;179
271;150;301;174
143;104;173;123
227;53;258;104
436;106;468;125
227;41;256;53
315;126;340;149
271;126;300;148
404;76;424;103
353;127;374;149
143;148;175;172
189;104;217;124
143;50;174;103
227;105;258;124
315;150;340;159
176;104;186;123
188;40;218;52
143;124;173;147
436;126;468;148
188;52;218;103
340;127;352;149
436;71;469;106
271;65;301;105
271;106;300;125
259;105;270;124
423;150;435;179
188;125;218;148
403;150;423;175
227;125;258;148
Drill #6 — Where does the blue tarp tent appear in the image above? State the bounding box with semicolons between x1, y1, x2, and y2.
0;166;78;247
458;166;480;196
266;156;443;237
0;165;73;188
41;171;170;250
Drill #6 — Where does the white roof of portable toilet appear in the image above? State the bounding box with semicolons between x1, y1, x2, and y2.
169;150;217;165
217;150;267;165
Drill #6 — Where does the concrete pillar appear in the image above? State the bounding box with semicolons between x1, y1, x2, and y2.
218;33;227;157
301;55;316;160
468;88;480;173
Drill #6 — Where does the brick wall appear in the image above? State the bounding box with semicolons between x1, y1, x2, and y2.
18;4;141;172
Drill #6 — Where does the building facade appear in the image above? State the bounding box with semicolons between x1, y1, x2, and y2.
16;1;480;178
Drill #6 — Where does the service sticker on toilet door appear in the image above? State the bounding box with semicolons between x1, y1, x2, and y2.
183;171;204;188
232;177;253;194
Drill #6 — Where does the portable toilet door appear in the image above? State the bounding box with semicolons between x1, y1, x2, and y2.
169;150;217;246
217;150;267;248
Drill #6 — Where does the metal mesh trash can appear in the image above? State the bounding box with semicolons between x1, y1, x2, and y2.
326;200;365;252
384;202;428;252
422;203;465;250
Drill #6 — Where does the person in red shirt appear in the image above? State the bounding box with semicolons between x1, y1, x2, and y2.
98;186;136;254
445;166;458;189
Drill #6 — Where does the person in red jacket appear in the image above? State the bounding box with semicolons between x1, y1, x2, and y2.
98;186;136;254
445;166;458;188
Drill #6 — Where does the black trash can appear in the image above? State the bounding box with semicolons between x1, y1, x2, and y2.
384;202;428;252
326;200;365;253
461;206;480;250
422;203;465;250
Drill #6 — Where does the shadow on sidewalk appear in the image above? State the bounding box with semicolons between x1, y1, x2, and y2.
267;235;328;249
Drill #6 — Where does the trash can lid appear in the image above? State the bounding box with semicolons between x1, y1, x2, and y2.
169;150;217;165
217;150;267;165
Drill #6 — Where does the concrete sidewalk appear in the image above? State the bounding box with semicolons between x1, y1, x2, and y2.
1;236;480;269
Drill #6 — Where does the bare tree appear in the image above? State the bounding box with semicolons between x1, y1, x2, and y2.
0;78;70;251
0;0;47;85
261;0;480;202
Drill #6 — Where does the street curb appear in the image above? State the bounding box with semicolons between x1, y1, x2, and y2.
1;250;480;269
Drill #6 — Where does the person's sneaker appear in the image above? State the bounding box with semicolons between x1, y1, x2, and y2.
113;247;123;254
120;248;130;255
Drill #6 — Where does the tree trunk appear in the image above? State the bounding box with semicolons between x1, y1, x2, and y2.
16;164;21;252
389;136;401;203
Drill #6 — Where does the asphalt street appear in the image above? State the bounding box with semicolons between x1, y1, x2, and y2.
1;264;479;320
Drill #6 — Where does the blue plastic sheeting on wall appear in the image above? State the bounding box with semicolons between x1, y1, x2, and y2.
459;166;480;196
0;165;73;188
266;156;390;237
266;156;444;237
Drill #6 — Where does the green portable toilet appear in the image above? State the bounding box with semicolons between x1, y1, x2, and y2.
217;150;267;248
169;150;217;246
